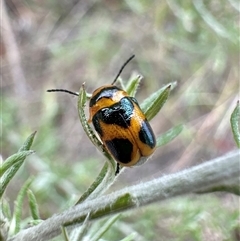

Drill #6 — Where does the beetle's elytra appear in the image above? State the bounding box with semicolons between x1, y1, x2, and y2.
88;84;156;167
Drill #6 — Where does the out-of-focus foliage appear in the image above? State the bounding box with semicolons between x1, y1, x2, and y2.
2;0;239;240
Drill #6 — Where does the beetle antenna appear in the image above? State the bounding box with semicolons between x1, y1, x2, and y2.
47;89;79;96
111;55;135;85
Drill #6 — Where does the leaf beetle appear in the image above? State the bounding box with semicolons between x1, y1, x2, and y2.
47;55;156;173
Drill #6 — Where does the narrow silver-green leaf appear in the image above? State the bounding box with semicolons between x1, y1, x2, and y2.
0;151;34;199
18;131;37;152
75;163;108;204
78;84;105;153
1;199;11;220
230;101;240;148
1;150;34;177
119;233;137;241
90;214;121;241
141;84;172;121
70;213;90;241
61;226;70;241
13;177;34;234
125;74;142;97
77;85;116;202
77;85;112;160
157;124;184;147
27;189;40;220
0;132;36;198
0;211;9;241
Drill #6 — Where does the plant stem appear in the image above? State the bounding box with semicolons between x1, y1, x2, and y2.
8;150;239;241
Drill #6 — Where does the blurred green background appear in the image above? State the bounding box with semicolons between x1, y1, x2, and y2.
1;0;239;240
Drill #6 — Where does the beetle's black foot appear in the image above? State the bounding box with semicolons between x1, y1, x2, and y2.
115;163;121;176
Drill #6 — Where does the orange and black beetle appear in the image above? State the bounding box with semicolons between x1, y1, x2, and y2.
47;55;156;170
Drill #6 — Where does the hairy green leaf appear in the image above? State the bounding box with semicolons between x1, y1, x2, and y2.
0;151;34;199
1;151;34;177
141;83;174;121
90;214;121;241
18;131;37;152
157;124;184;147
13;177;34;234
27;189;40;220
125;74;142;97
230;101;240;148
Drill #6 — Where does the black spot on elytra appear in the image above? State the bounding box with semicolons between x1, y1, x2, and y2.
92;116;103;136
105;138;133;164
139;120;156;148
